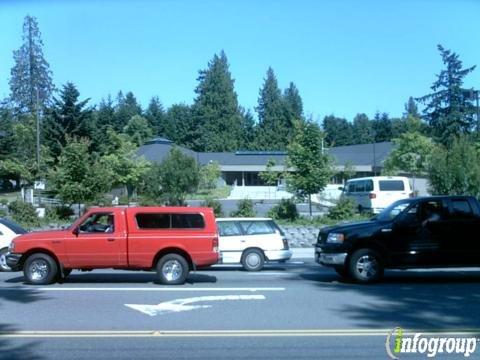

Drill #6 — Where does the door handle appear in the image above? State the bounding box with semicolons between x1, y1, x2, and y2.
381;228;392;233
240;240;246;242
107;238;115;242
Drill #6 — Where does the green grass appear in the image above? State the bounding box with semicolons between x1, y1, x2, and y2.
0;191;21;204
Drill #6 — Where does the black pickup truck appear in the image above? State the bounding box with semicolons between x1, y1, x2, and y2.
315;196;480;283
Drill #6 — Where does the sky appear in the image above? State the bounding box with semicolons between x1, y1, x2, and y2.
0;0;479;122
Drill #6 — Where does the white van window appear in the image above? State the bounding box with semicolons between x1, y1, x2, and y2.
239;221;275;235
218;222;242;236
355;181;365;192
347;182;356;193
365;180;374;192
379;180;405;191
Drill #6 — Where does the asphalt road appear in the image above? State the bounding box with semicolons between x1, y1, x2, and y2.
2;258;480;359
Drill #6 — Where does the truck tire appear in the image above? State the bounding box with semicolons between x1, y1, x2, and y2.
156;254;189;285
348;248;384;284
241;249;265;271
0;247;11;272
24;253;58;285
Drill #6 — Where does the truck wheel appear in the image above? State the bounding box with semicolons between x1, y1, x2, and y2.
0;248;11;272
156;254;189;285
24;253;58;285
348;249;384;284
241;249;265;271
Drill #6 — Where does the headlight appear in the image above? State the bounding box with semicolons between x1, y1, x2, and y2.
8;241;15;252
326;233;345;244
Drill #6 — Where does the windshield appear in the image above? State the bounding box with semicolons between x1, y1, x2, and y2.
375;199;414;222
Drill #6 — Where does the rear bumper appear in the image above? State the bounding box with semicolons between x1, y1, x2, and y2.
264;249;292;261
5;253;22;271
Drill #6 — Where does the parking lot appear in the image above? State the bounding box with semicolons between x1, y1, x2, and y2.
2;252;480;359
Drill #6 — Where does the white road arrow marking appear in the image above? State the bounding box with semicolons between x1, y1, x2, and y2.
125;294;266;316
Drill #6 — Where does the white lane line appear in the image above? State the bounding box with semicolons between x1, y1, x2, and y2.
29;287;285;292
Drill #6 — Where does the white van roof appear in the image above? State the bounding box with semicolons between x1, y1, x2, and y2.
345;176;409;182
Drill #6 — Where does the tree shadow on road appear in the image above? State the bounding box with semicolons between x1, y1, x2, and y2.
300;269;480;331
0;287;46;360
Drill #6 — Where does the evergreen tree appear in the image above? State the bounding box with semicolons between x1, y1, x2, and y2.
114;91;142;132
193;51;244;152
352;113;374;144
416;45;477;146
164;103;195;148
404;96;420;118
240;108;256;150
43;82;93;160
283;82;303;121
9;16;54;114
256;67;291;150
91;96;116;154
145;96;166;136
372;112;393;142
322;115;353;146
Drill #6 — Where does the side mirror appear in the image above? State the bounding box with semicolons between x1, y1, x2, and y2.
72;227;79;237
338;187;344;191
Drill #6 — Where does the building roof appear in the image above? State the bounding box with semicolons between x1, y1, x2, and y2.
137;138;394;169
327;141;393;167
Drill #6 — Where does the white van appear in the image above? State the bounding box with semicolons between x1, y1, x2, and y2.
341;176;412;214
216;218;292;271
0;218;27;271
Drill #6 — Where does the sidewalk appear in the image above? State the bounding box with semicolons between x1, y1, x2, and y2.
291;247;314;259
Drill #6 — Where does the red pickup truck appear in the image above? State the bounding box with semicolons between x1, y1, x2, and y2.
6;206;219;285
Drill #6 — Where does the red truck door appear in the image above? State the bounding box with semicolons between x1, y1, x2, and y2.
65;209;128;268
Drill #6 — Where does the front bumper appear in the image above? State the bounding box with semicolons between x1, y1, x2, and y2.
5;253;22;271
315;247;348;266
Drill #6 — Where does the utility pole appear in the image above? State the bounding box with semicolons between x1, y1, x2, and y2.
36;87;41;173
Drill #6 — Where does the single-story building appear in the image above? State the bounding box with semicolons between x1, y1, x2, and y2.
136;138;429;200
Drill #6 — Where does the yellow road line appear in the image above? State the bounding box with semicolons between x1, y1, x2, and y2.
1;329;479;338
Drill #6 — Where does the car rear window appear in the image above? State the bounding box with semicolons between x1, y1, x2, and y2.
238;221;276;235
379;180;405;191
217;221;242;236
136;213;205;229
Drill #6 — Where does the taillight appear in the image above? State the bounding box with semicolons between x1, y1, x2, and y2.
369;192;376;199
282;238;289;250
212;236;219;253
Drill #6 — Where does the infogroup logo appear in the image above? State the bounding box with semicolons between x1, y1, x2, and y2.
385;327;478;359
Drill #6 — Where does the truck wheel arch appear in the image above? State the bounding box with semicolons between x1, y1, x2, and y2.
20;248;62;270
348;241;389;266
152;248;193;270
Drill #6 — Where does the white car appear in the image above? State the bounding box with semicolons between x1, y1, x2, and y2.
341;176;412;214
0;218;27;271
216;218;292;271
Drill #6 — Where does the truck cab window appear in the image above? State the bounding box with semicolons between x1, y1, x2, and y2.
79;213;115;233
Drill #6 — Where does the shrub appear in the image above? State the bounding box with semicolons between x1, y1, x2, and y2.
230;198;256;217
268;198;298;221
46;205;74;221
327;198;356;221
8;200;40;228
202;198;224;217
